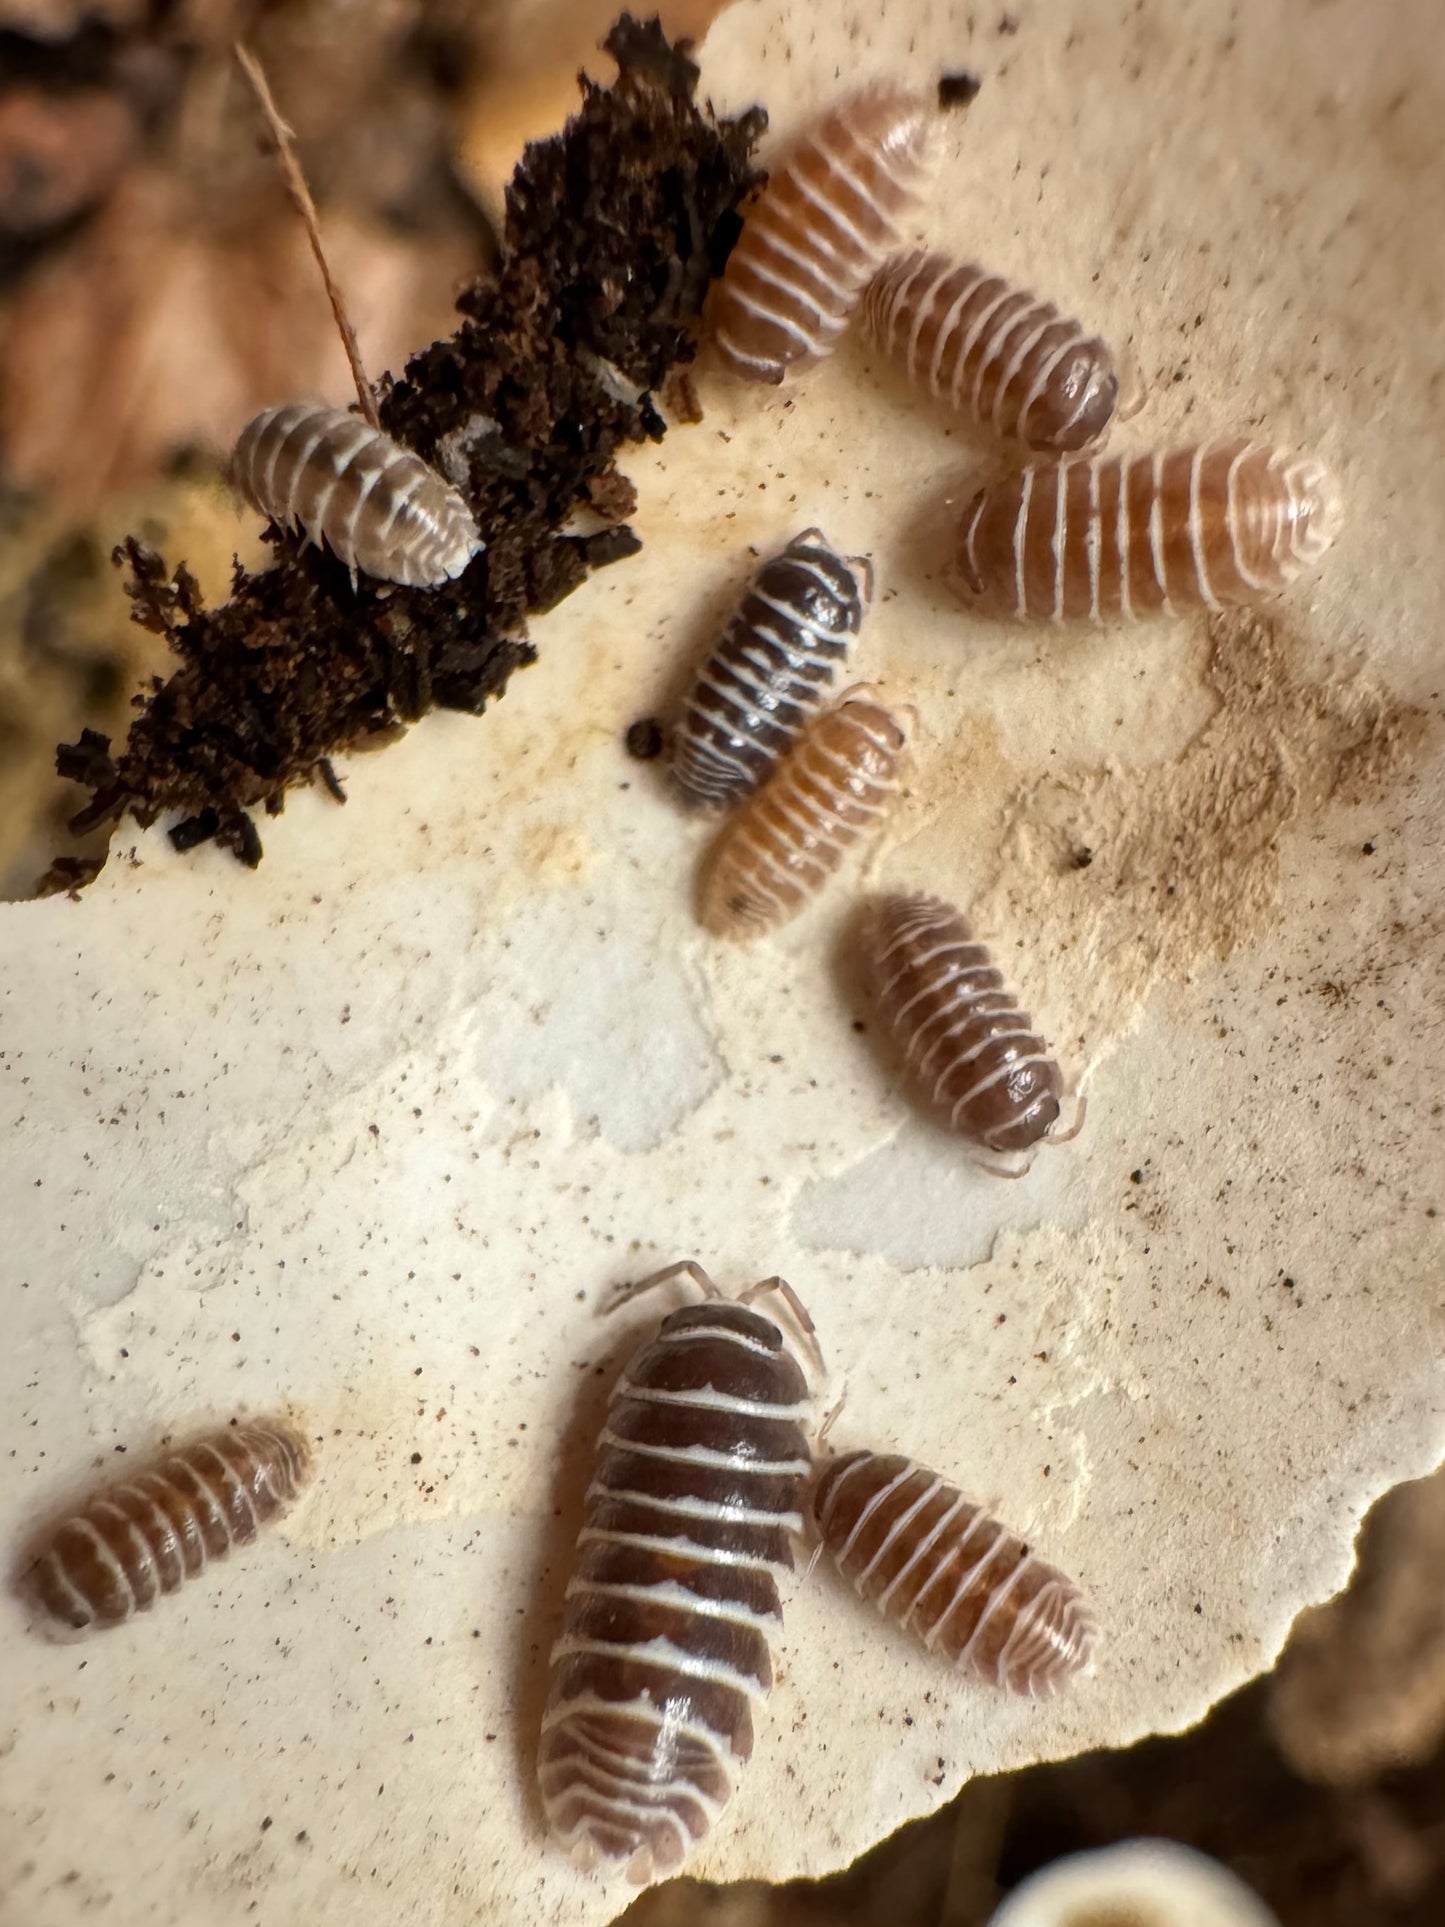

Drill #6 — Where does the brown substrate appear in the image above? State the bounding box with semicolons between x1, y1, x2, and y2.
54;15;764;871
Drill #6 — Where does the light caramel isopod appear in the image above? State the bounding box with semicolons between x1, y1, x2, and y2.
699;697;907;938
709;84;943;384
956;439;1342;621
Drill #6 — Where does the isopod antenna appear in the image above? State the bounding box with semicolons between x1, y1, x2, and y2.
233;42;380;431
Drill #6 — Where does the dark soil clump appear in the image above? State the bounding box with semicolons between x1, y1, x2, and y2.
57;15;765;869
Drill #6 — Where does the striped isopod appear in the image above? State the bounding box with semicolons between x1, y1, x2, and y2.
698;696;908;939
538;1261;820;1883
20;1418;311;1632
709;83;944;384
812;1449;1096;1695
865;892;1072;1166
863;249;1118;451
232;402;483;588
956;439;1343;621
671;529;872;810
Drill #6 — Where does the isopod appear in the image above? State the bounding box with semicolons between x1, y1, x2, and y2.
20;1418;312;1632
709;83;943;384
865;892;1072;1165
956;439;1342;621
671;529;872;810
863;249;1118;451
232;402;483;588
538;1261;820;1884
812;1449;1095;1695
699;696;907;938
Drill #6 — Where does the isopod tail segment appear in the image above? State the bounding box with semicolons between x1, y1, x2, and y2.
973;1091;1088;1181
607;1260;826;1384
834;679;921;737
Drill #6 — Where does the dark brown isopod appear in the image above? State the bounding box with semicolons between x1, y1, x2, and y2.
863;248;1118;451
20;1418;312;1632
709;83;943;385
865;892;1074;1169
671;529;872;810
539;1262;819;1883
232;402;483;588
812;1449;1096;1695
956;439;1343;621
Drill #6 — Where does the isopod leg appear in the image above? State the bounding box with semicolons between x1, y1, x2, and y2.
1114;343;1146;422
1049;1092;1088;1145
849;553;877;604
739;1275;825;1376
816;1393;847;1444
604;1258;723;1315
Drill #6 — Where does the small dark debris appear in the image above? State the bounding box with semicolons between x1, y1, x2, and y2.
578;524;643;571
54;726;114;794
1130;1168;1144;1184
56;16;764;873
624;717;664;761
169;809;220;854
584;468;639;523
603;12;700;94
1070;844;1094;869
33;854;105;898
1361;840;1376;854
410;1451;422;1465
236;815;263;868
998;11;1020;32
662;365;704;424
938;71;984;109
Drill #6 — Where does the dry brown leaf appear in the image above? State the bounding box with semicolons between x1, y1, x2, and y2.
0;0;495;509
0;165;476;510
0;85;139;235
0;0;151;35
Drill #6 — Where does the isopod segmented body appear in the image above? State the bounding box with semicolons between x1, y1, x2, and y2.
866;893;1067;1161
957;439;1342;621
863;249;1117;451
21;1419;311;1632
813;1450;1095;1695
671;529;872;810
710;83;943;384
539;1263;818;1883
232;403;483;588
699;696;907;939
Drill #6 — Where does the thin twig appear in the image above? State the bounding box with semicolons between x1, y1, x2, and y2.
233;41;379;429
